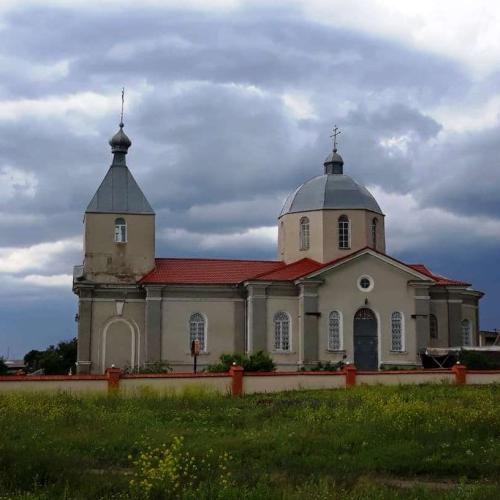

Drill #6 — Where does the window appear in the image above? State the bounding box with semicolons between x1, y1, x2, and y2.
391;312;404;351
429;314;438;339
338;215;350;249
357;275;374;292
371;218;378;248
328;311;342;350
299;217;310;250
274;311;290;351
114;217;127;243
189;313;206;351
461;319;471;346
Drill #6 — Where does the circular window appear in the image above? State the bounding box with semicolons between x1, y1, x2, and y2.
357;275;374;292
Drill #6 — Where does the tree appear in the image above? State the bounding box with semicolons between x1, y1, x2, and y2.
24;338;77;375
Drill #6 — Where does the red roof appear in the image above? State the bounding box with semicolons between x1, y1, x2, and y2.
140;251;470;287
139;258;284;285
253;258;323;281
407;264;470;286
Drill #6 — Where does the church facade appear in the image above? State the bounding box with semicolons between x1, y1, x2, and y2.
73;123;483;373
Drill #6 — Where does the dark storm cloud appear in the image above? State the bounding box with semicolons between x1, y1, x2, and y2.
0;2;499;355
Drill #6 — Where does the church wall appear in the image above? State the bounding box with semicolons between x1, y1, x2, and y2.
316;254;419;367
322;210;369;263
84;213;155;283
266;296;300;369
429;300;450;347
161;299;239;370
89;299;146;374
363;211;386;253
278;211;324;263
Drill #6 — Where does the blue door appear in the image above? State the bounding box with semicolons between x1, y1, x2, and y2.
353;308;378;370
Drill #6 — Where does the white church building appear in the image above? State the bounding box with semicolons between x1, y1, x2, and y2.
73;122;483;373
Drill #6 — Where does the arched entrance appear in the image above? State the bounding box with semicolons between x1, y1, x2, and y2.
353;308;378;370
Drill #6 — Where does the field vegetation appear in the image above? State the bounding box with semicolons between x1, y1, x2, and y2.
0;384;499;499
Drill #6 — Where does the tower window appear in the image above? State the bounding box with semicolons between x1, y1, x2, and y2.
189;313;206;351
429;314;438;339
114;218;127;243
371;218;378;249
299;217;310;250
338;215;350;249
391;312;404;351
274;311;291;351
461;319;471;346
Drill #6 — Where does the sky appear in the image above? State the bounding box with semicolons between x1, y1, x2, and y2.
0;0;499;358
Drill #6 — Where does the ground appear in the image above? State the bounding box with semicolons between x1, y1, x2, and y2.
0;385;499;499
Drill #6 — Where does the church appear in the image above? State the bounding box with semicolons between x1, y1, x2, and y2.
73;121;483;373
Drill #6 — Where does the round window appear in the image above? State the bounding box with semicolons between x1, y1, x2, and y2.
360;278;370;289
357;275;374;292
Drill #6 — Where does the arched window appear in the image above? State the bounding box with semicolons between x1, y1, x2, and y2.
391;312;404;351
338;215;350;249
299;217;310;250
429;314;438;339
189;313;206;351
371;218;378;249
328;311;342;350
461;319;471;346
274;311;290;351
114;217;127;243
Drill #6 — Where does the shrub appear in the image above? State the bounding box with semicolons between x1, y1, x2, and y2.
129;436;233;499
308;360;345;371
458;349;500;370
121;361;173;374
205;351;275;372
0;357;8;375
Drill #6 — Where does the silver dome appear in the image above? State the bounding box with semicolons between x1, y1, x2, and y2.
279;173;383;217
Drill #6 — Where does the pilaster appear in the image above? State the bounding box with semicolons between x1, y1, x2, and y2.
145;286;162;364
413;285;431;354
245;282;269;353
297;280;323;367
76;287;93;374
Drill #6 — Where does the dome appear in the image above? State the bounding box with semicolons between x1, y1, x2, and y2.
279;173;383;217
109;123;132;153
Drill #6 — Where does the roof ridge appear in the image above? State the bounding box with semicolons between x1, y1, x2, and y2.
154;257;283;263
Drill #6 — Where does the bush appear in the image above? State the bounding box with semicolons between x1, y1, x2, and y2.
205;351;275;372
308;360;345;371
123;361;173;374
0;357;8;375
458;349;500;370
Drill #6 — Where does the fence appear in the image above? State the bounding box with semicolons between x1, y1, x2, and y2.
0;364;499;395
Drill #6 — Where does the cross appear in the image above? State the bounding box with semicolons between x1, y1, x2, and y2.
120;87;125;127
330;125;341;152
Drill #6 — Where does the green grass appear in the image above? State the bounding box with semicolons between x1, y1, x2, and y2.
0;384;499;499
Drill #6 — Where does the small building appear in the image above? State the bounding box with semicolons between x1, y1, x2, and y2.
479;330;500;346
73;122;484;373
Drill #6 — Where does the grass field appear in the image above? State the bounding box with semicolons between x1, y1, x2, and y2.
0;384;499;499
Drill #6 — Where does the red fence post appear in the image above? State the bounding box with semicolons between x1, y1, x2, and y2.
452;363;467;385
344;364;357;387
229;365;244;396
105;367;122;392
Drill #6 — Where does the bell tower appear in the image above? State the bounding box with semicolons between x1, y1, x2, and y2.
83;122;155;283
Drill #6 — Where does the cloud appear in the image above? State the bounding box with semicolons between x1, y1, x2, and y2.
160;226;277;256
0;166;38;199
22;273;73;287
0;237;81;274
372;186;500;253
